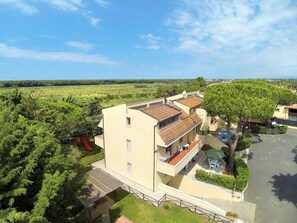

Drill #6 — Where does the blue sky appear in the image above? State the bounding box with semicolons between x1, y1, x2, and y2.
0;0;296;80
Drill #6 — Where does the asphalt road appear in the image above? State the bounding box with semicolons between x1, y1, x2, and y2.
244;129;297;223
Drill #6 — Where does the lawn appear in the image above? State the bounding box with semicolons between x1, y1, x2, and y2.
108;193;217;223
76;138;104;167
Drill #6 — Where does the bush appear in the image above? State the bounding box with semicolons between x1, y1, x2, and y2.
195;156;249;192
251;126;268;134
278;125;288;134
236;136;252;151
222;146;230;164
234;156;250;191
195;169;236;190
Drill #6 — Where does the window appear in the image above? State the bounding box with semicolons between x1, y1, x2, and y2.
126;117;131;126
159;115;179;129
179;137;183;143
127;162;132;174
127;139;132;152
166;145;172;155
274;108;280;112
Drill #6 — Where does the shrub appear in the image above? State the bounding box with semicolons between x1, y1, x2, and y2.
222;146;230;164
251;126;268;134
226;211;238;218
234;156;250;191
195;169;236;190
236;136;252;151
278;125;288;134
195;156;249;192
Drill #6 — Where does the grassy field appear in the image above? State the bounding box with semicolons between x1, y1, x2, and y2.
106;193;217;223
0;83;160;107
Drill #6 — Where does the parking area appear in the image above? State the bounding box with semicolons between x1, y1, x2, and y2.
244;129;297;223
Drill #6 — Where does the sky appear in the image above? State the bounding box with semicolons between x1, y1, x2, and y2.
0;0;296;80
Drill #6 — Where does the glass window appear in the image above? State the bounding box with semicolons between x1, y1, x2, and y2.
126;117;131;126
127;139;132;152
127;162;132;174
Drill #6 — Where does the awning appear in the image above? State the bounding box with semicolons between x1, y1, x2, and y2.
80;169;122;206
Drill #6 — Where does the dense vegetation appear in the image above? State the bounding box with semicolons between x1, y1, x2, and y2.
202;80;297;171
0;79;189;88
0;90;91;222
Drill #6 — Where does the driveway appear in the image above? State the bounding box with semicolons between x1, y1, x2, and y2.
244;129;297;223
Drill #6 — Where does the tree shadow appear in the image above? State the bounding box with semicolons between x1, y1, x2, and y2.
251;134;263;143
109;205;124;222
292;146;297;164
270;173;297;207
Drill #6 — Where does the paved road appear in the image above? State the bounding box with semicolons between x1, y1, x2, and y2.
245;129;297;223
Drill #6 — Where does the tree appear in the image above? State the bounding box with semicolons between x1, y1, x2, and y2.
0;92;86;222
202;80;297;172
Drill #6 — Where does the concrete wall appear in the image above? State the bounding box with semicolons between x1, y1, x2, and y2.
168;174;241;202
158;183;226;215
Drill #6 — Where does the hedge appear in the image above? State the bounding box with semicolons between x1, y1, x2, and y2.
251;125;288;135
251;126;268;134
195;156;250;192
236;136;253;151
234;156;250;191
278;125;288;134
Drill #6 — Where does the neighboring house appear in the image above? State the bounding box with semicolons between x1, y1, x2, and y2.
274;103;297;126
274;103;297;120
95;92;217;191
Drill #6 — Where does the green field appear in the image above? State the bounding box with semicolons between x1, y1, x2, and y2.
0;83;162;107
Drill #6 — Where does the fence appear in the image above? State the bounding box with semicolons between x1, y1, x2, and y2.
121;184;232;223
275;118;297;127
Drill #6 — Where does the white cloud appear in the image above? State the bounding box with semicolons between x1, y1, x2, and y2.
41;0;81;12
66;41;94;51
166;0;297;53
96;0;110;8
0;43;117;65
0;0;37;15
89;17;101;26
0;0;103;26
139;33;162;50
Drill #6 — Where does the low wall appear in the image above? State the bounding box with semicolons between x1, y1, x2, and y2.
167;174;242;202
158;183;226;216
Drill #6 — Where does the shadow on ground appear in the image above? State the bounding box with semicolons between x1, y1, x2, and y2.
270;173;297;207
292;146;297;164
109;205;124;222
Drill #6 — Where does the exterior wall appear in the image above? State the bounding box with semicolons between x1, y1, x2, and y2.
273;105;288;119
173;101;190;114
103;104;158;191
168;175;242;201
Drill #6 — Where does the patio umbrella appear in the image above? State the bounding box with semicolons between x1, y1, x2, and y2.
205;148;225;160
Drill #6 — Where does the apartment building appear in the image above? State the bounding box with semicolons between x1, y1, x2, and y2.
95;92;215;191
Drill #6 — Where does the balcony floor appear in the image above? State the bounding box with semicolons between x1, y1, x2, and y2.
168;138;201;166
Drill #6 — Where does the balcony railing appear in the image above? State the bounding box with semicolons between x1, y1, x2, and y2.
156;136;206;177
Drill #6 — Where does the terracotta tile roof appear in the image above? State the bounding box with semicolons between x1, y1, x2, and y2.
141;104;181;121
159;112;202;145
176;95;203;108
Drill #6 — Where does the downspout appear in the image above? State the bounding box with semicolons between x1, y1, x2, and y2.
102;116;106;168
153;124;157;191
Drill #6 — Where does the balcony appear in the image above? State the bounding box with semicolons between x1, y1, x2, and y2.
209;117;220;131
156;136;206;177
94;134;104;148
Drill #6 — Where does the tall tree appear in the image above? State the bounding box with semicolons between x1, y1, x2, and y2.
0;92;86;222
203;80;297;172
